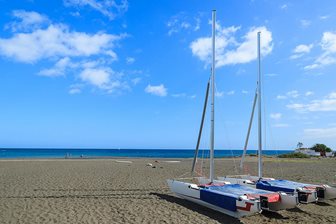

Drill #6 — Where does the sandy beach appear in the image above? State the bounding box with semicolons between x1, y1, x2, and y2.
0;157;335;224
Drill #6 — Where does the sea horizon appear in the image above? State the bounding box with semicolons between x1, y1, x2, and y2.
0;148;294;159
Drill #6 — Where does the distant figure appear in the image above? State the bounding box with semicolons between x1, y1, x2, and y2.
80;154;83;158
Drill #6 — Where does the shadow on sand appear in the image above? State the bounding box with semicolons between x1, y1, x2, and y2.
261;210;289;220
316;201;332;206
151;192;244;224
287;207;309;214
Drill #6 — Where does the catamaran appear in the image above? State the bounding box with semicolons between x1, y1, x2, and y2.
167;10;298;219
218;32;336;204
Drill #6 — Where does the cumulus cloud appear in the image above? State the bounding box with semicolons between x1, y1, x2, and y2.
287;91;336;112
290;44;313;59
145;84;167;97
64;0;128;20
78;65;127;92
0;24;123;63
190;24;273;67
39;57;74;76
0;10;130;94
304;31;336;70
5;10;49;32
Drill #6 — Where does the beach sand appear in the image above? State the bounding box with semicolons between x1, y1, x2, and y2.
0;157;335;224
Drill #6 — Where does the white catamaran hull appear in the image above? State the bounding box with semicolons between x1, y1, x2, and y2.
167;179;261;218
217;176;336;203
198;177;298;211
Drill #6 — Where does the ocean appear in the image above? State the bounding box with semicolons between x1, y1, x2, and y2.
0;148;293;159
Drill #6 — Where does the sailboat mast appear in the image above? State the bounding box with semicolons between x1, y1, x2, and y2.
210;10;216;182
257;31;263;179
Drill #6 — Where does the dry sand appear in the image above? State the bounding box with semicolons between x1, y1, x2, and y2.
0;157;335;224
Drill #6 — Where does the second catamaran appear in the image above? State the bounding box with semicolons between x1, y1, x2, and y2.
218;32;336;204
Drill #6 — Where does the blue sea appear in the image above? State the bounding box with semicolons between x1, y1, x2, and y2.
0;148;293;159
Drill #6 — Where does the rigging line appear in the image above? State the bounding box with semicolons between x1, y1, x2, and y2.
264;89;284;178
221;119;238;175
261;70;284;179
214;81;239;175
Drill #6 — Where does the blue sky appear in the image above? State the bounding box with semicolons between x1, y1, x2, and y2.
0;0;335;149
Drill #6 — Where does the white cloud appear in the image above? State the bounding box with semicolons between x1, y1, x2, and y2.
0;11;129;94
287;90;299;98
276;90;300;100
287;91;336;112
276;95;287;100
300;19;311;28
80;67;110;87
215;91;224;97
305;91;314;96
0;24;122;63
190;24;273;67
290;44;313;59
167;13;201;36
304;127;336;139
227;90;235;95
5;10;49;32
242;90;248;94
38;57;74;76
131;77;141;85
69;88;81;94
270;113;282;120
126;57;135;64
304;31;336;70
145;84;167;97
280;4;287;10
79;66;126;93
63;0;128;20
273;123;289;128
171;93;196;99
216;90;234;97
265;73;278;77
319;15;330;20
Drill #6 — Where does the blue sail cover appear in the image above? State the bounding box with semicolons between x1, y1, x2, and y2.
200;184;271;212
256;179;316;193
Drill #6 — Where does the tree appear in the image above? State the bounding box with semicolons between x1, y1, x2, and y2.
297;142;303;149
311;144;332;153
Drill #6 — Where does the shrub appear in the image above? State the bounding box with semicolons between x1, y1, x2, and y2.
311;144;332;153
278;152;310;158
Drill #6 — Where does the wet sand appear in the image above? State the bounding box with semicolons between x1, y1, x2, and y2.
0;157;335;223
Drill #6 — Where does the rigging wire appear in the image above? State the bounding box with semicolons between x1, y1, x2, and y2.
261;67;284;179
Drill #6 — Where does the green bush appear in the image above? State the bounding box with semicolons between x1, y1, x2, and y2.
311;144;332;153
278;152;310;158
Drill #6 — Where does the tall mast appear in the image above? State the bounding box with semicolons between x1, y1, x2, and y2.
210;10;216;182
257;31;263;179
